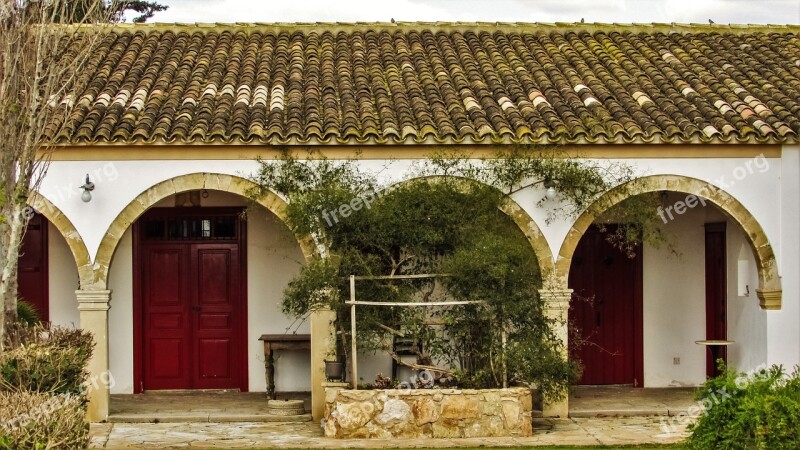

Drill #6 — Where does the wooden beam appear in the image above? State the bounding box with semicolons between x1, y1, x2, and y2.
345;300;483;307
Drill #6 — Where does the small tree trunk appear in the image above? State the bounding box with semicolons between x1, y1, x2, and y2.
0;0;120;347
0;201;27;328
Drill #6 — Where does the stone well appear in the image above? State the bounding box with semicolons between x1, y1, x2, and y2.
323;387;532;438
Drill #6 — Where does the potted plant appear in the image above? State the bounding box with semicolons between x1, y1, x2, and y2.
324;359;346;382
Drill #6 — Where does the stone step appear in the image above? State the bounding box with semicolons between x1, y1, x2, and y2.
569;408;676;417
266;399;306;416
108;412;313;423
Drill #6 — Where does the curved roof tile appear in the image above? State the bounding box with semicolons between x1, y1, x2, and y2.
50;22;800;145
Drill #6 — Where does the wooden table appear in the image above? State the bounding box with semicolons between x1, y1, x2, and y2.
259;334;311;399
695;339;734;377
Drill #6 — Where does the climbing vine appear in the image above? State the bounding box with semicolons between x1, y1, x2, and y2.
250;146;664;400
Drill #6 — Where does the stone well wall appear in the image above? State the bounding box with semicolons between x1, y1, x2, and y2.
323;387;532;438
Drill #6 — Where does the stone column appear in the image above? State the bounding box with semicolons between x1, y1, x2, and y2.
309;304;338;422
539;288;572;418
77;289;112;422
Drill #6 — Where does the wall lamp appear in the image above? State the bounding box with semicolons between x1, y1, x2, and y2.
79;174;95;203
544;178;557;200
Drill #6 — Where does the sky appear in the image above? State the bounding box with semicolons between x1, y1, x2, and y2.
144;0;800;24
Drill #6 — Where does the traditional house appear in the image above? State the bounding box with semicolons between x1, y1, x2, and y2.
20;22;800;421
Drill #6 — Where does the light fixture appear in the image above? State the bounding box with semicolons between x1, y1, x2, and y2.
79;174;95;203
544;179;557;200
660;190;669;207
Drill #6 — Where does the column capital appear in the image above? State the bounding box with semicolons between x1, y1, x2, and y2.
76;289;112;311
539;288;573;308
756;289;781;310
539;288;573;297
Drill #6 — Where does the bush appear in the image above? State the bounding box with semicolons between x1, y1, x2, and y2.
0;390;88;450
687;364;800;450
0;324;94;394
16;299;41;326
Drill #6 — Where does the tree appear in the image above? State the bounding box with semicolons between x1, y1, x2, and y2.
7;1;168;24
109;0;168;23
0;0;121;347
250;148;655;399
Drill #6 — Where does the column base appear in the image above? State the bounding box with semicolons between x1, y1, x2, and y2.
542;397;569;418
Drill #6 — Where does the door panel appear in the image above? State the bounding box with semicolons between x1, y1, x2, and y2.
149;338;184;379
142;245;191;389
569;226;643;385
192;245;240;389
198;339;232;379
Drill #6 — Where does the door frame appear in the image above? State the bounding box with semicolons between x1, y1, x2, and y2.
569;224;644;387
133;207;248;393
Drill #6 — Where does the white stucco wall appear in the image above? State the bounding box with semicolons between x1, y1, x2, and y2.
772;145;800;367
244;199;309;393
641;200;709;387
642;195;766;387
47;222;80;328
726;225;767;373
37;147;799;390
108;229;133;393
37;156;784;271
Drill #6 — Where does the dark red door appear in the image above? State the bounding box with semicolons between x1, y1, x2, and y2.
192;244;241;389
704;222;727;377
18;213;49;321
138;208;245;391
568;226;643;386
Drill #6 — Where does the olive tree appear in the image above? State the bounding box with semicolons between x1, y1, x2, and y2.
250;148;660;400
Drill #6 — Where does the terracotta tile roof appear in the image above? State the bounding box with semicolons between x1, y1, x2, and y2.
52;22;800;145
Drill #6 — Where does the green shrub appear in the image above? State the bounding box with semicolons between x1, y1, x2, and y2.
16;299;41;326
687;364;800;450
0;390;88;450
0;324;94;394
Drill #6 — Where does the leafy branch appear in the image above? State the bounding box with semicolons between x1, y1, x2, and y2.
249;147;665;397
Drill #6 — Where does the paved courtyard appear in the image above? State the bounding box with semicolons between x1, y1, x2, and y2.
570;386;696;417
92;388;696;448
89;416;689;448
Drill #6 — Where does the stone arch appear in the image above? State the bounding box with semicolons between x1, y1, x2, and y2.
91;173;318;289
387;176;556;281
28;192;92;285
554;174;781;310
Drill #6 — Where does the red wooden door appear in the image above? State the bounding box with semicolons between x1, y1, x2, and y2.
704;223;727;377
568;226;643;386
191;244;241;389
142;243;243;390
142;244;192;389
18;213;49;321
138;208;245;391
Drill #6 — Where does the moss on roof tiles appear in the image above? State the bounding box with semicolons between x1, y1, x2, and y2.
51;22;800;145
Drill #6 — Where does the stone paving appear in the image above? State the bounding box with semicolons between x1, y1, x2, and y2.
569;386;697;417
93;388;695;448
89;417;689;449
109;392;311;423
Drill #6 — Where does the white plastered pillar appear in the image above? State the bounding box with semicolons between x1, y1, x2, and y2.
309;304;337;422
77;289;112;422
539;288;572;418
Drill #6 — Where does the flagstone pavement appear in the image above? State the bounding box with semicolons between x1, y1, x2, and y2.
89;416;690;449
